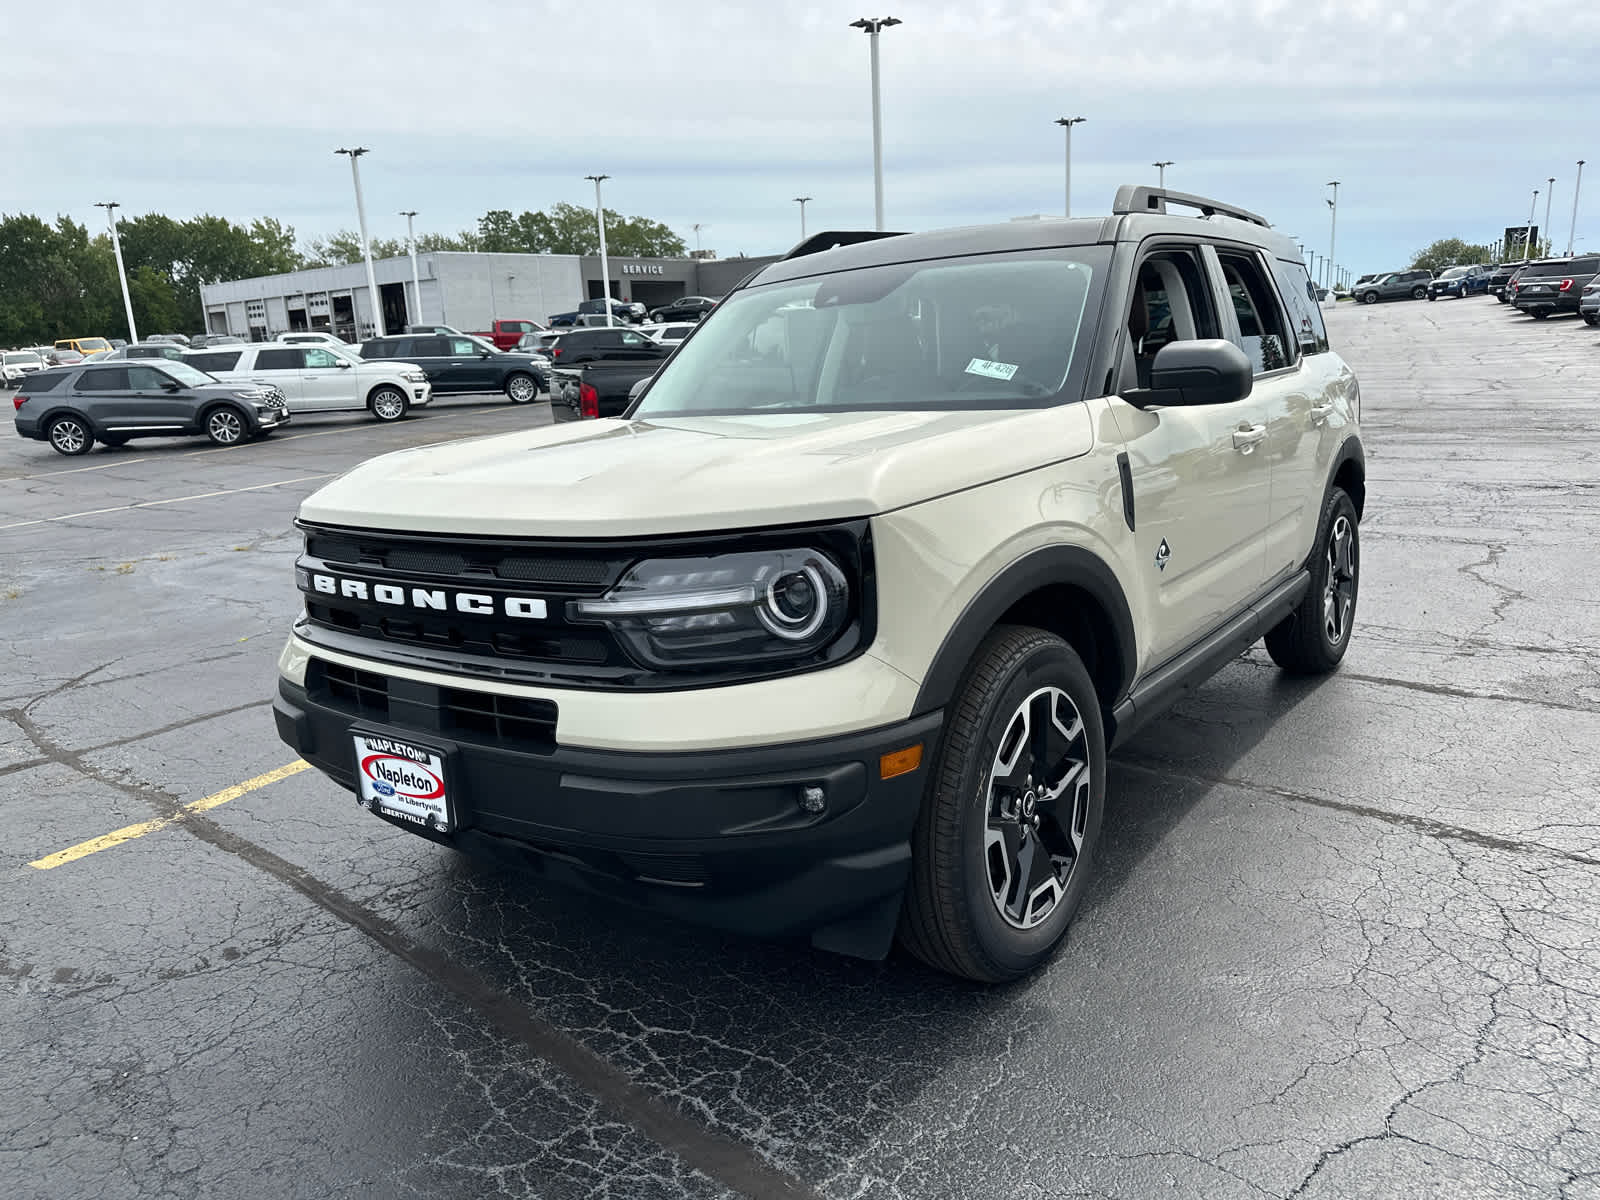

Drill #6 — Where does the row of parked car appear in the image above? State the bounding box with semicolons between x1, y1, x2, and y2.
8;320;699;456
1347;257;1600;322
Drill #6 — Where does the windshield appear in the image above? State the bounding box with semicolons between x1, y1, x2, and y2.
634;249;1106;418
162;361;218;387
4;352;41;364
1439;266;1470;279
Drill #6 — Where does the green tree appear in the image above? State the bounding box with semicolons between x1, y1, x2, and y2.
1410;238;1498;273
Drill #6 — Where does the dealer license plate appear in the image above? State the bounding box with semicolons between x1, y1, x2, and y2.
352;733;453;833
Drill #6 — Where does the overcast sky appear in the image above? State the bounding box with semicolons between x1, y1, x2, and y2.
9;0;1597;276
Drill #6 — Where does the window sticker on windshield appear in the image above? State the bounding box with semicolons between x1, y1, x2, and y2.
965;358;1019;381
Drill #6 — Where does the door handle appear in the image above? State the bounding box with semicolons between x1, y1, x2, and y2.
1309;404;1333;425
1232;423;1267;453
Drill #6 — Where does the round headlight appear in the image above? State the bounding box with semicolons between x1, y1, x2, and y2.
760;566;828;640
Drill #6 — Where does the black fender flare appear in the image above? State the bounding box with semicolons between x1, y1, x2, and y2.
1327;434;1366;518
34;405;100;437
912;544;1137;716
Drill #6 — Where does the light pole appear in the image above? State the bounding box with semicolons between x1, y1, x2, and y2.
850;16;901;230
335;148;385;338
1528;188;1540;259
1570;160;1586;255
1056;117;1086;216
1327;181;1340;293
1153;160;1174;190
1544;177;1556;257
692;223;708;256
400;210;421;328
586;174;614;328
94;201;138;344
794;197;813;240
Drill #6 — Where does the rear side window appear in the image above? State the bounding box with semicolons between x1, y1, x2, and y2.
255;348;303;370
1271;258;1329;355
1573;257;1599;274
360;340;395;358
77;367;129;391
413;337;450;356
188;351;242;372
22;372;70;393
1217;251;1295;373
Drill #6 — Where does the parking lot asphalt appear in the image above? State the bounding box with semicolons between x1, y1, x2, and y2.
3;307;1598;1200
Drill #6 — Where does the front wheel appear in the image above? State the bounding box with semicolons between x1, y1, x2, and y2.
1362;291;1379;305
1265;488;1359;674
1427;293;1436;301
368;386;409;422
504;372;538;403
898;626;1105;983
205;406;246;446
1584;314;1599;327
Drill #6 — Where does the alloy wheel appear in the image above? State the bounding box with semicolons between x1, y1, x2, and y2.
983;686;1092;930
208;409;243;444
507;374;536;403
372;389;405;420
1323;514;1357;646
50;418;87;454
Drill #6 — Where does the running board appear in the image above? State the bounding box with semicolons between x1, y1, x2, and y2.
1108;571;1309;749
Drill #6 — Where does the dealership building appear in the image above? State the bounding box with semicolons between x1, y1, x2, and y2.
198;251;779;342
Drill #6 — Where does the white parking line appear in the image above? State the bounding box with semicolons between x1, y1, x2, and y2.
1;456;153;479
0;473;336;531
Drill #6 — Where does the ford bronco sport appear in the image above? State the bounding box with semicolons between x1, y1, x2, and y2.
274;186;1365;983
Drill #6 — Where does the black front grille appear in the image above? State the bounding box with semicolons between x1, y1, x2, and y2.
439;687;558;751
309;660;390;719
306;658;557;752
304;531;626;588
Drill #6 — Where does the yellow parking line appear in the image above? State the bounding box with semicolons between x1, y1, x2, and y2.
28;760;310;870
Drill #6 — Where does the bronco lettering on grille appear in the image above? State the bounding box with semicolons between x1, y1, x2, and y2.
306;572;547;619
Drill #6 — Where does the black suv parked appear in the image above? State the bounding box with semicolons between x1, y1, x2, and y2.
12;361;288;455
1487;261;1527;303
1510;256;1600;319
359;335;546;401
545;326;673;367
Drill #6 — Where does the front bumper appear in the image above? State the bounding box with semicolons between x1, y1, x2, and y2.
274;671;941;956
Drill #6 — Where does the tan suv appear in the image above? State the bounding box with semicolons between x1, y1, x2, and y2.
274;186;1365;982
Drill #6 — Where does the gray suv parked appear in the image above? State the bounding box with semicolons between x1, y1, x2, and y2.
12;361;289;456
1356;269;1434;304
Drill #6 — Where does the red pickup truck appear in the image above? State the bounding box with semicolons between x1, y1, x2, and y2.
467;319;546;351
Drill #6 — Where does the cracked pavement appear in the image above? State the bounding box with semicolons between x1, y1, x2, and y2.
2;304;1598;1198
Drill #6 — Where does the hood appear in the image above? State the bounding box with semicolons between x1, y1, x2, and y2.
299;406;1096;537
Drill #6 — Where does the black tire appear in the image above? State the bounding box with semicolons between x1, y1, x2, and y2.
48;414;92;456
504;372;538;404
1427;293;1436;301
898;626;1106;983
1265;488;1360;675
1362;291;1379;305
1411;286;1428;300
99;433;129;447
1584;314;1598;327
204;405;247;446
1531;309;1549;320
368;385;408;422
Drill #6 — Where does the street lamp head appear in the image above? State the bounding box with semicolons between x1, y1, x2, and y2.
1055;116;1087;127
94;200;119;211
850;16;900;32
334;147;368;158
795;196;813;203
585;174;610;184
1153;160;1174;168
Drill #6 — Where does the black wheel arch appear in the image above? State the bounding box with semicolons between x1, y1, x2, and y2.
36;405;99;437
912;545;1137;728
1328;435;1366;521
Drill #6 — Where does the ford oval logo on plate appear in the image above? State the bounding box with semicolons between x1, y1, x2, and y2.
351;733;453;833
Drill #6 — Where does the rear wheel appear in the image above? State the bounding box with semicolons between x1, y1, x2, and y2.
504;372;538;403
1584;314;1599;327
898;626;1105;983
368;386;408;422
1265;488;1359;675
204;406;246;446
48;415;92;456
1532;309;1550;320
1411;286;1428;300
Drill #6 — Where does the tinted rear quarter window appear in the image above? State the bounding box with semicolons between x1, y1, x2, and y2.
188;351;242;372
255;349;302;370
413;338;450;356
22;372;71;393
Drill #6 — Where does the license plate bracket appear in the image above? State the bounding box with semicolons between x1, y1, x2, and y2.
351;731;455;833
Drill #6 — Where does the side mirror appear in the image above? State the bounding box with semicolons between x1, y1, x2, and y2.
1124;339;1253;409
336;359;352;369
161;379;183;392
479;351;491;359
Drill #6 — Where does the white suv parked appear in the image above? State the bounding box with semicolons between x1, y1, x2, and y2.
274;187;1365;982
186;342;432;421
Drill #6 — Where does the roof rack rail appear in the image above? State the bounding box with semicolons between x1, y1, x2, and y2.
781;229;909;261
1111;185;1269;228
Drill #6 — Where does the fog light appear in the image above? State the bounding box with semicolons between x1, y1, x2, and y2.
800;785;826;814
